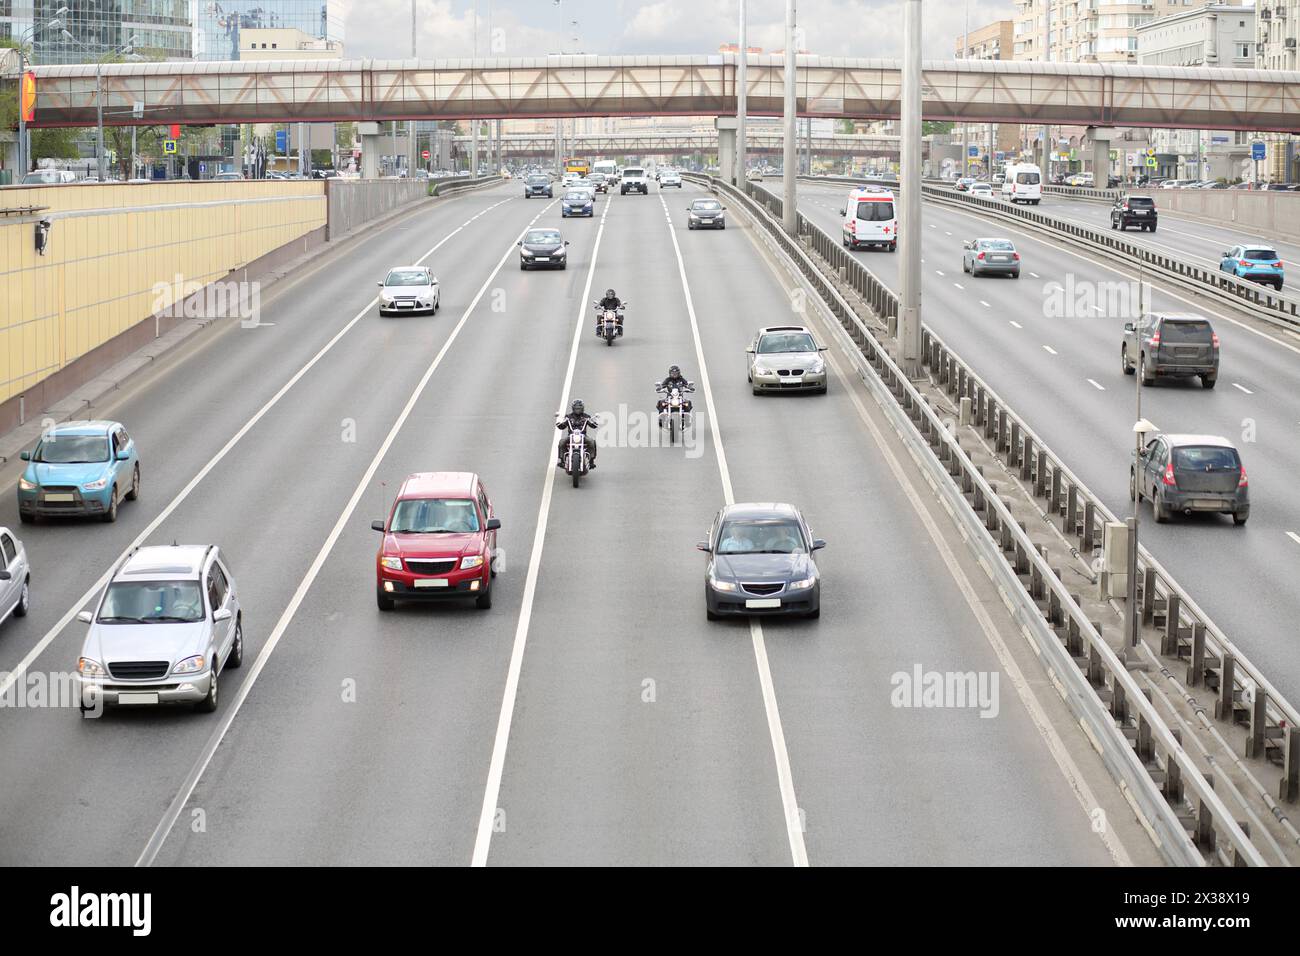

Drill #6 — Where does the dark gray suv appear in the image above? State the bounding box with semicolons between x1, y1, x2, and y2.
1121;313;1218;388
1131;434;1248;525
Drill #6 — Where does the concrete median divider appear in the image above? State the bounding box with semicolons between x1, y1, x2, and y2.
689;171;1300;866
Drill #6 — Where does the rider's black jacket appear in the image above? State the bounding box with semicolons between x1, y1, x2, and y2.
598;295;622;311
557;412;599;434
657;374;693;394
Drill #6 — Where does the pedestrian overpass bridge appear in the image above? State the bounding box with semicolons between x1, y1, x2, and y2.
28;53;1300;133
454;130;900;160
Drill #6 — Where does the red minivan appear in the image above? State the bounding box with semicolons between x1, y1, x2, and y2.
372;472;500;610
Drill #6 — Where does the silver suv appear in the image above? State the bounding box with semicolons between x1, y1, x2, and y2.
75;544;243;714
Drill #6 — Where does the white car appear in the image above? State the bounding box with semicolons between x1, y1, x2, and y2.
621;167;649;195
377;266;440;316
969;182;994;198
0;527;31;629
659;170;682;188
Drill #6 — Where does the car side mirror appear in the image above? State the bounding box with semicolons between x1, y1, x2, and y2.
812;539;827;551
376;281;384;287
486;517;501;531
818;345;828;351
0;570;10;581
838;208;845;216
746;347;755;354
116;449;130;461
564;240;570;246
1222;252;1231;259
19;451;30;461
1123;322;1135;333
213;607;233;622
695;541;711;553
77;610;93;624
517;240;522;246
371;520;385;532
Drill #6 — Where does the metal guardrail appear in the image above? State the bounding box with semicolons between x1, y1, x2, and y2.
690;171;1294;866
428;175;503;197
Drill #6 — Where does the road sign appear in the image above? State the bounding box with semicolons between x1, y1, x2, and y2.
422;149;430;159
1252;141;1266;161
995;151;1004;161
163;139;177;154
199;162;206;174
968;145;978;157
170;124;181;140
1146;147;1156;157
275;129;287;153
1145;156;1157;168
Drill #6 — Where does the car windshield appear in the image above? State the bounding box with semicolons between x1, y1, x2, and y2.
1016;171;1041;185
693;200;721;210
624;169;644;176
1172;446;1240;472
1161;319;1213;343
33;434;110;463
389;497;480;533
23;171;64;184
758;332;816;353
527;176;547;184
525;230;560;244
979;240;1015;251
716;518;807;555
1244;249;1279;261
385;270;428;286
855;200;894;221
98;580;205;624
589;174;605;182
565;192;589;201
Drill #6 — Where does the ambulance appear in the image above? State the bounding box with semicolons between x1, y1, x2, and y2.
840;186;898;252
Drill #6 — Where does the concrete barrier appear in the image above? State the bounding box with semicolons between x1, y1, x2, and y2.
1127;188;1300;245
324;178;429;240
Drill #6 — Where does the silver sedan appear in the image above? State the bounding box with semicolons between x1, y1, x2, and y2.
962;238;1021;278
746;326;829;395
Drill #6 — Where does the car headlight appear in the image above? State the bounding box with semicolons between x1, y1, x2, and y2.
460;555;484;570
380;294;394;304
77;657;105;678
172;655;206;675
689;214;699;221
380;556;404;571
83;476;109;490
19;476;37;491
709;575;737;592
789;576;816;590
753;363;773;375
807;358;825;374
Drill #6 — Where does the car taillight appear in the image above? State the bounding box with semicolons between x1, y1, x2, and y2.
977;251;985;260
1238;467;1248;488
1239;259;1250;268
1273;261;1283;268
1149;332;1161;347
1012;252;1020;260
1211;332;1220;348
1163;462;1177;487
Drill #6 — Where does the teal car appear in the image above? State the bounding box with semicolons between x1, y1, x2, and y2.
1220;244;1284;291
18;421;141;524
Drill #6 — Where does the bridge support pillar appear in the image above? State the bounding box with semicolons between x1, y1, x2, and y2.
358;122;380;180
716;116;738;184
1089;127;1117;186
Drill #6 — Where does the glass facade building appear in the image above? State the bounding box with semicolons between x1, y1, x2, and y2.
194;0;344;60
1;2;193;64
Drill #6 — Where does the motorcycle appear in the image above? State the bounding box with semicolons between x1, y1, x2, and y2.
593;301;627;346
655;381;695;443
559;419;593;488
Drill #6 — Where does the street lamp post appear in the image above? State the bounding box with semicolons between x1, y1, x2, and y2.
900;0;923;374
1128;272;1154;653
781;0;797;236
737;0;747;186
12;8;69;177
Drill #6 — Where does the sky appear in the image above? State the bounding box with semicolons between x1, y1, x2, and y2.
341;0;1015;61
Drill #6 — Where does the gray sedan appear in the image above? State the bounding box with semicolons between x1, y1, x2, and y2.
698;503;825;620
0;527;31;628
962;238;1021;278
746;326;829;394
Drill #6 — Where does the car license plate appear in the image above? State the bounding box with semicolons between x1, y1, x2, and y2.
43;493;74;501
1135;210;1148;215
413;579;449;588
746;598;781;609
118;693;159;705
779;376;802;384
991;255;1008;262
1193;499;1224;509
534;256;549;262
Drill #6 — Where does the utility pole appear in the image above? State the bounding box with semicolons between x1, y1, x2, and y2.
471;0;479;175
409;0;417;176
781;0;797;236
962;0;969;179
1042;0;1052;173
899;0;923;375
737;0;747;186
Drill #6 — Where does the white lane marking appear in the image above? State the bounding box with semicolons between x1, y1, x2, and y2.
0;196;515;704
1087;378;1106;391
1043;345;1058;355
1286;532;1300;547
1029;271;1040;278
928;223;936;228
470;195;615;867
136;199;554;868
805;312;1133;868
935;269;945;276
1009;320;1023;329
953;282;964;290
980;300;991;308
944;230;952;236
660;192;808;867
1092;305;1105;313
1233;383;1254;394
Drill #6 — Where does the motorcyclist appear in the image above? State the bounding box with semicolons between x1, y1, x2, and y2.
655;365;695;414
594;288;624;336
556;399;599;469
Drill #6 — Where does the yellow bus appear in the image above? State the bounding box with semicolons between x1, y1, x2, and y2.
564;158;590;177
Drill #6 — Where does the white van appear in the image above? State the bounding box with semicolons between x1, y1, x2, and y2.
593;160;617;183
1001;163;1042;204
840;187;897;251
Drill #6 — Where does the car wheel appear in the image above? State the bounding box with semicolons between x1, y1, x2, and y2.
227;619;244;668
1233;513;1248;526
520;262;528;270
376;587;395;611
1140;355;1154;386
805;605;820;620
475;581;492;610
1111;218;1117;230
752;384;762;396
888;242;897;252
195;668;219;713
1153;488;1169;524
19;511;33;524
1148;225;1156;233
706;607;720;621
688;223;694;230
1202;374;1217;390
14;579;29;617
1122;345;1134;375
1129;469;1138;501
125;464;140;501
102;487;118;523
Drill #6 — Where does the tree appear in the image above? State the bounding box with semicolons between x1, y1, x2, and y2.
106;124;163;178
922;121;954;136
31;127;80;162
837;119;855;135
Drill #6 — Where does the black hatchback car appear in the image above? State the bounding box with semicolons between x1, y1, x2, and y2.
1111;195;1157;231
523;175;553;198
697;503;824;620
1132;434;1248;525
518;228;569;270
1122;313;1218;388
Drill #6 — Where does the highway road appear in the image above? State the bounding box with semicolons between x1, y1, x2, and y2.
0;180;1136;866
785;180;1300;701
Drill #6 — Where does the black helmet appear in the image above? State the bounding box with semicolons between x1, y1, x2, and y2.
669;365;681;377
605;288;616;299
570;399;585;415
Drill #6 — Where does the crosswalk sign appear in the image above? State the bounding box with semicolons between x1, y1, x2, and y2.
163;139;177;154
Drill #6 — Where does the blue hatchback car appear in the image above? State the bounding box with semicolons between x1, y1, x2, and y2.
561;190;594;217
1220;244;1284;291
18;421;141;524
